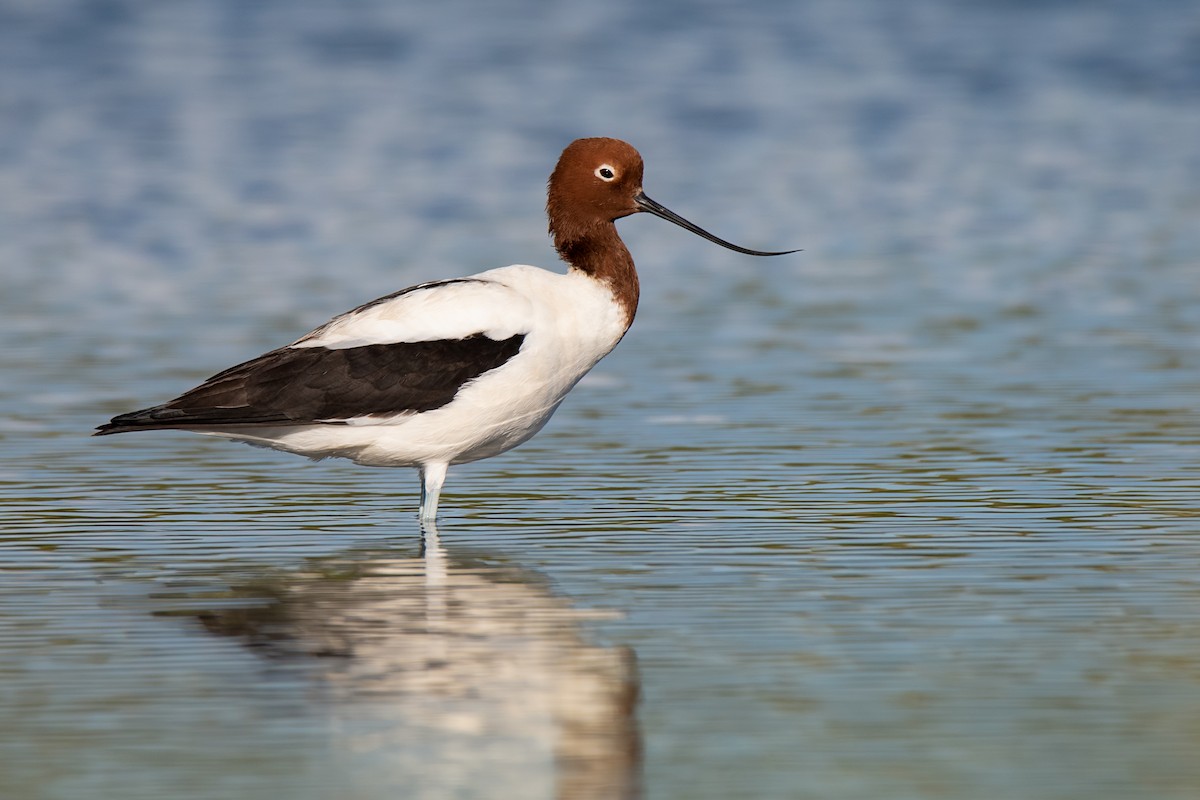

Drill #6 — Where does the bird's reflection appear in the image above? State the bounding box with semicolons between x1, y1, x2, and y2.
194;523;641;800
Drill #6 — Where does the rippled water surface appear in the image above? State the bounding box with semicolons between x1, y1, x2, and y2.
4;1;1200;798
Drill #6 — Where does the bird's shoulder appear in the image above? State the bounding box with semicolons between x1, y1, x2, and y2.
293;268;547;350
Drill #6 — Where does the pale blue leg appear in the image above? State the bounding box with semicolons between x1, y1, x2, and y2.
418;462;449;523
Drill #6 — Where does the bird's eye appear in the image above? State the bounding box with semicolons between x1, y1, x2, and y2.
595;165;617;181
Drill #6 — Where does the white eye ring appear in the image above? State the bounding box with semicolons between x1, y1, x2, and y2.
595;164;617;182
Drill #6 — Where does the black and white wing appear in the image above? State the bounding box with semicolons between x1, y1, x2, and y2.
96;278;532;434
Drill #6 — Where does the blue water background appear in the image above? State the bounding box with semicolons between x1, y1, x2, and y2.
3;0;1200;798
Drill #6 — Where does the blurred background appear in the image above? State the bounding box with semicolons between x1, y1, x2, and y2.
3;0;1200;798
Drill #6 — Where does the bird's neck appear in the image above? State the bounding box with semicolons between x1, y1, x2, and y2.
555;222;640;328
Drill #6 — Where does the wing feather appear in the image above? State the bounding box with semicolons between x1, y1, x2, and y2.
294;277;534;349
95;334;526;434
96;273;542;435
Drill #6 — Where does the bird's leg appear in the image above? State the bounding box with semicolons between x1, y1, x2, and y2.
418;462;449;523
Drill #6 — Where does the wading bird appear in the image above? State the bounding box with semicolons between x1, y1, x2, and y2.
97;138;797;522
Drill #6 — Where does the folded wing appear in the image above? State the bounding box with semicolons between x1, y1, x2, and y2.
96;278;532;434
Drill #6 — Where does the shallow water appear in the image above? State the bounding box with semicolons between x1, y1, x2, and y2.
4;0;1200;798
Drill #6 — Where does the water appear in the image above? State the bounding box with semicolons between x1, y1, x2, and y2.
3;0;1200;797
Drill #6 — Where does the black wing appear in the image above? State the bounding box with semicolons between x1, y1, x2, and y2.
95;334;525;435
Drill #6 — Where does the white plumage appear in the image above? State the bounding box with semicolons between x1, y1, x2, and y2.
293;275;537;350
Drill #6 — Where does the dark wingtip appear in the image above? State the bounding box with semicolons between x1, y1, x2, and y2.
93;421;136;436
94;405;171;436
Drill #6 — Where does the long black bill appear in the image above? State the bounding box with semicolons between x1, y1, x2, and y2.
634;192;800;256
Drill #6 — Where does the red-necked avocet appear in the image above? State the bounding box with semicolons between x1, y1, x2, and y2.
96;138;797;522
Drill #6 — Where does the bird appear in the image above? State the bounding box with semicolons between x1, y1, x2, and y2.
96;137;797;522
